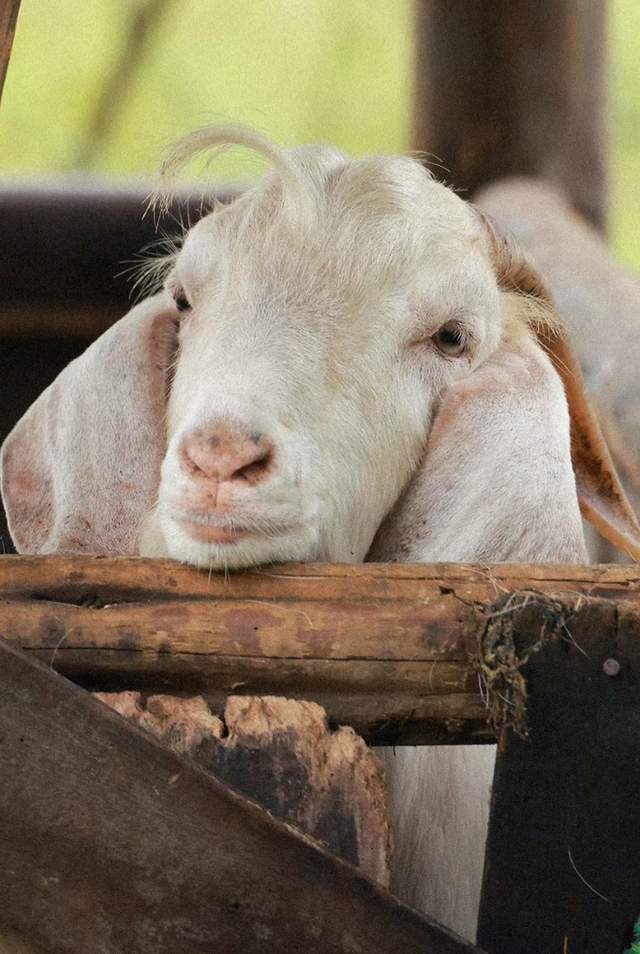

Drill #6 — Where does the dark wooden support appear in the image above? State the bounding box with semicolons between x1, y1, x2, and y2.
0;0;20;103
477;598;640;953
0;183;228;327
2;557;640;744
414;0;608;229
0;637;484;954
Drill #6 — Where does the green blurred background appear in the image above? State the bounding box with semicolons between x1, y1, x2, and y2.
1;0;638;267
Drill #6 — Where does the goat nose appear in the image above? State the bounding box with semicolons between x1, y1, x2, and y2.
181;427;274;486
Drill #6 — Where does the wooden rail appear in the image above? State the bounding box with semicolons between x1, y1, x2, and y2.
2;557;639;744
0;182;228;332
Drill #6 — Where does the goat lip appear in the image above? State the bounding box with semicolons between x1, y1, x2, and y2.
180;521;246;544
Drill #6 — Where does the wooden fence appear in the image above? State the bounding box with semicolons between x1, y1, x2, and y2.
2;558;640;952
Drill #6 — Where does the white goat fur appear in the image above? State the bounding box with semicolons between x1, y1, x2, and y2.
7;125;631;949
145;126;510;571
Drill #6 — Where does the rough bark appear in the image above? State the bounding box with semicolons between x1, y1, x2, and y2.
98;691;391;883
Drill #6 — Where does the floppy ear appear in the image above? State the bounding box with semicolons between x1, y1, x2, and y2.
368;332;589;564
478;210;640;562
369;213;640;565
0;294;178;555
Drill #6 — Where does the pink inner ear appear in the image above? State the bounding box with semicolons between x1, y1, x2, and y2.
538;328;640;561
1;444;53;553
0;295;177;556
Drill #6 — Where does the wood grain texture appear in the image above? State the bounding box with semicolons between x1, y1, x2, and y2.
0;637;484;954
414;0;607;229
2;557;639;743
0;0;20;104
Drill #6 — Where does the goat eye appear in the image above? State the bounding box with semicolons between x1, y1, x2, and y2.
173;289;191;313
432;320;468;357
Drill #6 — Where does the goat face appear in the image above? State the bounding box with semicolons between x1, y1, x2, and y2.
151;147;502;568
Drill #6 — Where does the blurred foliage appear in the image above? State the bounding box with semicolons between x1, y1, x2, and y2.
0;0;638;267
611;0;640;268
0;0;413;178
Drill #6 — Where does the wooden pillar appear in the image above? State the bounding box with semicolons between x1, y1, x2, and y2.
477;598;640;952
413;0;608;230
0;0;21;103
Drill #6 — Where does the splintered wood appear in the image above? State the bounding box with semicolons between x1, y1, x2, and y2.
98;692;391;882
1;557;639;744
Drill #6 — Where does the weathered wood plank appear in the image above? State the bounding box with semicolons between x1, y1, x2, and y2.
477;599;640;952
98;692;392;883
2;554;639;593
414;0;607;229
0;0;20;103
0;637;484;954
1;557;639;744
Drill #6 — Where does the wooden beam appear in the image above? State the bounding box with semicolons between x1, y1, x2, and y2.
477;598;640;952
414;0;608;229
0;0;20;104
0;637;484;954
2;557;639;744
0;182;231;328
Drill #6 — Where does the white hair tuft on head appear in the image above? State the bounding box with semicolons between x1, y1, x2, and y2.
154;123;315;226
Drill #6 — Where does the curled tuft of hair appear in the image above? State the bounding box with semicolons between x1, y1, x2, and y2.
151;123;314;224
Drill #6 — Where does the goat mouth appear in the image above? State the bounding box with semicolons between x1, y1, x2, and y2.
180;520;247;544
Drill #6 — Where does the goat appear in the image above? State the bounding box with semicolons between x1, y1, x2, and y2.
2;126;640;948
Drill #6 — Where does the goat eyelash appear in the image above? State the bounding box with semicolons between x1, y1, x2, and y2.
118;233;184;303
432;320;469;357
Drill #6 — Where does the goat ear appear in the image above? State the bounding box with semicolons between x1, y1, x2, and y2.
476;208;640;562
368;334;589;564
537;324;640;561
0;294;178;554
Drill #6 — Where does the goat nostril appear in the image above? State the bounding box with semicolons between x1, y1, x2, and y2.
181;429;274;485
233;449;272;485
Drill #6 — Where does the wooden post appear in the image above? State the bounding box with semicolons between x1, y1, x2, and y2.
0;0;20;104
0;637;484;954
413;0;608;229
477;598;640;952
